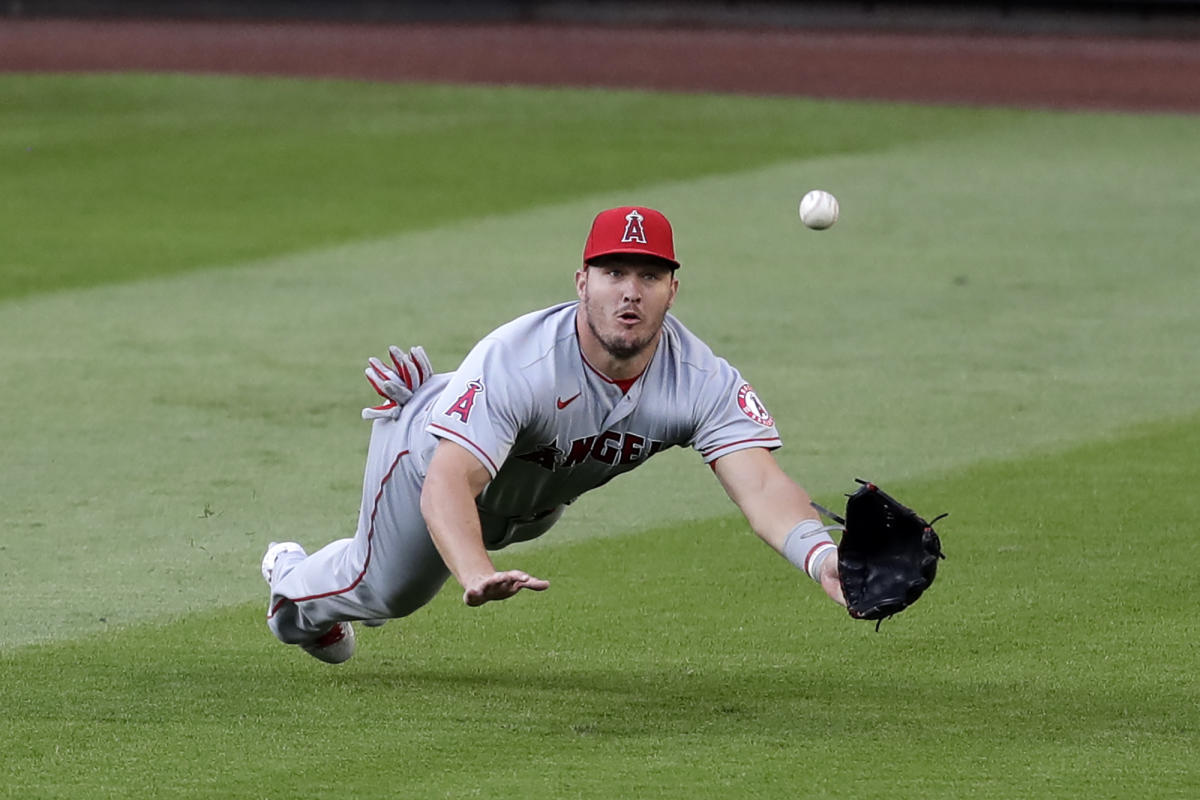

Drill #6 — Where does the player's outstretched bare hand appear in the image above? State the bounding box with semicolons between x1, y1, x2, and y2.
463;570;550;607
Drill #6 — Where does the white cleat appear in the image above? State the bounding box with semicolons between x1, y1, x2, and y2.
261;541;307;584
301;621;357;664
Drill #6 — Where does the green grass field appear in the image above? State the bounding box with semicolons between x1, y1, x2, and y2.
1;73;1198;798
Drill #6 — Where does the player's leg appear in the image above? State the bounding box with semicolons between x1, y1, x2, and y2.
260;537;362;663
263;419;450;660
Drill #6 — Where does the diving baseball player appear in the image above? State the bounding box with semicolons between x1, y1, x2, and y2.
262;206;845;663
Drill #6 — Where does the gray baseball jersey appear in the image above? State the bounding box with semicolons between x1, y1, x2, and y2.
267;301;781;640
420;301;780;542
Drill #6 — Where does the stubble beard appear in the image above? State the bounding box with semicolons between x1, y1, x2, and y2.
583;298;657;362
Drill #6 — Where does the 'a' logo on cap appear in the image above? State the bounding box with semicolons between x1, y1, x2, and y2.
621;210;647;244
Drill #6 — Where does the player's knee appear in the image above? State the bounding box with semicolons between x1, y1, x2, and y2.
266;603;316;645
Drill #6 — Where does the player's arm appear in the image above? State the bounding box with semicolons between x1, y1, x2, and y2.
420;439;549;607
711;447;845;606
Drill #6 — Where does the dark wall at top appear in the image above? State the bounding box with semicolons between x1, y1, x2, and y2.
4;0;1200;34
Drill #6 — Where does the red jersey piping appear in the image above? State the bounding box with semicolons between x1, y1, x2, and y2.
268;449;410;618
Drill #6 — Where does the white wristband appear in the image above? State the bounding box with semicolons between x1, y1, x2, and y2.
807;544;837;583
782;519;840;582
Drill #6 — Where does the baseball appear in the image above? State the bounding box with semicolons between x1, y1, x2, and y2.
799;190;839;230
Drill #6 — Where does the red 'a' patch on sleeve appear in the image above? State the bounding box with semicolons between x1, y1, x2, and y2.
444;379;484;423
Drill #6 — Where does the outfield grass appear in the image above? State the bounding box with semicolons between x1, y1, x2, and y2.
2;415;1197;798
2;73;1199;797
0;74;1002;299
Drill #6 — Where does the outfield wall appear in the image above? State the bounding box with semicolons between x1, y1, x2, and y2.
4;0;1200;35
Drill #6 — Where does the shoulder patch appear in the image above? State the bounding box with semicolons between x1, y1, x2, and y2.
737;383;774;427
445;378;484;423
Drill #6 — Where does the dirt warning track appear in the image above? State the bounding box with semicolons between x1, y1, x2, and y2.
2;18;1198;112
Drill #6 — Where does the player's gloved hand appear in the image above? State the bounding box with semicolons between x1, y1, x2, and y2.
463;570;550;607
362;345;434;420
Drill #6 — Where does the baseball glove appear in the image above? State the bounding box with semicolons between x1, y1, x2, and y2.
814;479;946;629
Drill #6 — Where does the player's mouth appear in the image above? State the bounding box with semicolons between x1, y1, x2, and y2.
616;309;642;325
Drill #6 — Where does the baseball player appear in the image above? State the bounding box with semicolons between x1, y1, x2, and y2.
262;206;846;664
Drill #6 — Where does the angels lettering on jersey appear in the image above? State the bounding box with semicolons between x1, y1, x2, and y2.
516;431;667;472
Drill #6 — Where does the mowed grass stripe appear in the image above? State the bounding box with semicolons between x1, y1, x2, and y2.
2;412;1197;798
0;73;1006;299
3;106;1200;646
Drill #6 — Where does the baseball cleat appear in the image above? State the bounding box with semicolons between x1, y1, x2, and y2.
302;621;356;664
361;618;388;628
261;541;307;584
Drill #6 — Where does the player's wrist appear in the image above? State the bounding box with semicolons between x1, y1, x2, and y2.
782;518;839;582
810;545;837;583
460;566;500;590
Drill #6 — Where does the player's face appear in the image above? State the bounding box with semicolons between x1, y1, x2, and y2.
576;258;679;361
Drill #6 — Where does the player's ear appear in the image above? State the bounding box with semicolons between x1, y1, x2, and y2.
575;266;589;299
666;273;679;309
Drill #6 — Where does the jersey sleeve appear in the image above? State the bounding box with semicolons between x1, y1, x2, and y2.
426;337;534;478
689;362;783;464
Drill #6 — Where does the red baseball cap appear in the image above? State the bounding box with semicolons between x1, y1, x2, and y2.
583;206;679;269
